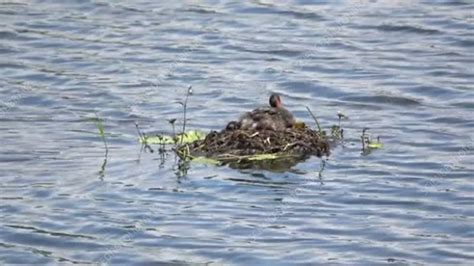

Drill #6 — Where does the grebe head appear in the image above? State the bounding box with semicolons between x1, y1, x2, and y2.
269;93;282;108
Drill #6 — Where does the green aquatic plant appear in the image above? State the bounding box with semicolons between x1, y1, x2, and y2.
94;113;108;179
318;159;326;180
361;128;383;152
337;111;348;127
367;137;384;149
175;85;193;145
139;130;206;145
133;86;205;177
331;125;343;139
94;114;107;151
331;112;347;140
174;145;221;166
175;158;191;178
134;89;341;171
168;118;177;141
190;156;221;165
135;122;154;153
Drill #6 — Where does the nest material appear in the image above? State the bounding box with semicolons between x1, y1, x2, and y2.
182;127;330;160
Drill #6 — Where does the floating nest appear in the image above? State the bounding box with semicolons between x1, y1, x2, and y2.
177;127;330;165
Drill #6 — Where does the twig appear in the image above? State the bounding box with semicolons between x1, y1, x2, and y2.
283;141;312;151
180;85;193;145
168;118;178;150
305;106;322;132
135;122;144;139
135;122;154;153
168;119;177;138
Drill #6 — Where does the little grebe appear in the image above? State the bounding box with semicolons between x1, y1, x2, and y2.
226;93;295;131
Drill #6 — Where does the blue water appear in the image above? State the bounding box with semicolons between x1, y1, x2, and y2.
1;0;473;264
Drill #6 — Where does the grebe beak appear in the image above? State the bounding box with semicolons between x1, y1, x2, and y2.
276;96;282;108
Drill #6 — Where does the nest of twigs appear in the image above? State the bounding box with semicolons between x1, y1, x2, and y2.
178;127;330;162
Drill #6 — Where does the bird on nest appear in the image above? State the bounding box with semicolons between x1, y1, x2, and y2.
226;93;300;131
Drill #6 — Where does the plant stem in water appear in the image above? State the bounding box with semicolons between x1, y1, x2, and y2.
306;106;322;132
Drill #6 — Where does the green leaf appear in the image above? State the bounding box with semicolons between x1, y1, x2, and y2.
190;156;221;165
367;142;383;149
176;130;206;144
94;118;105;137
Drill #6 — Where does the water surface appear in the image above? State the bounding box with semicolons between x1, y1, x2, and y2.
1;0;473;264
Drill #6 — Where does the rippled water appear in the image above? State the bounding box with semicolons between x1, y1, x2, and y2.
1;0;473;264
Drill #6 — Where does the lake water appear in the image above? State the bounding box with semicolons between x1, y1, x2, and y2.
1;0;473;264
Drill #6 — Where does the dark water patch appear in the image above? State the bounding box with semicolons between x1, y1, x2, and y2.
432;51;463;57
422;0;472;6
278;81;351;99
234;5;325;22
226;178;294;188
0;62;26;70
233;6;280;15
0;1;28;6
427;116;472;125
159;27;210;37
0;30;20;40
14;27;144;50
5;225;96;240
370;24;442;35
274;9;325;22
0;45;21;55
0;242;93;264
450;101;474;109
222;44;303;58
408;85;455;98
341;95;421;107
2;228;103;251
299;64;349;75
451;38;474;47
183;6;219;14
326;100;384;111
112;3;148;14
0;154;35;163
324;40;365;51
0;29;37;42
424;70;470;79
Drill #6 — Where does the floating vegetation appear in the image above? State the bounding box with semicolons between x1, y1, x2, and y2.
136;113;342;170
93;113;108;179
367;142;383;149
139;130;206;145
176;85;193;145
134;86;386;171
361;127;383;154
